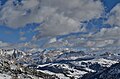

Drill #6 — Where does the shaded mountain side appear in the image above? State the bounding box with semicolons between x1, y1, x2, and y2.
81;62;120;79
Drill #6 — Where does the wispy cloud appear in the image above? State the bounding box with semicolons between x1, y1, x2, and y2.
106;4;120;26
0;41;9;48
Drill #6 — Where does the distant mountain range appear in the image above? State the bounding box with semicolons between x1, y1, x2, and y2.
0;48;119;79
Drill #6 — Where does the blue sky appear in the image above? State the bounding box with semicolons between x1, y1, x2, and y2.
102;0;120;12
0;0;120;49
0;23;39;43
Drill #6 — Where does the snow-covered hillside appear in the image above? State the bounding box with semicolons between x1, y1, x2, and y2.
0;48;119;79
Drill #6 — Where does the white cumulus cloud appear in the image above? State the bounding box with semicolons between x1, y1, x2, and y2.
0;0;104;37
